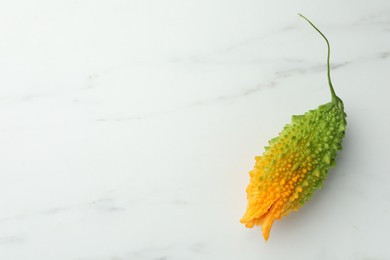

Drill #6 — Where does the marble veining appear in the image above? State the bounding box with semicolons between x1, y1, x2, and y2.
0;0;390;260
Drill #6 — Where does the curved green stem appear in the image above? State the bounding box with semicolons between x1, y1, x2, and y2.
298;13;338;103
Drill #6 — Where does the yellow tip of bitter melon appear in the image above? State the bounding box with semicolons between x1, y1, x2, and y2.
240;14;347;241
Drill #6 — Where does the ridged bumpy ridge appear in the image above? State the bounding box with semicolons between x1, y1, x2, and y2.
240;14;347;241
240;100;346;240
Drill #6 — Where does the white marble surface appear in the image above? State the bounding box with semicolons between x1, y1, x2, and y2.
1;0;390;259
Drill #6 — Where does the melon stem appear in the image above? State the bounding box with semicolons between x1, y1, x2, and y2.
298;13;338;104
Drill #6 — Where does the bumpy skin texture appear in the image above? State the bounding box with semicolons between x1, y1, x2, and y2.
240;100;346;241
